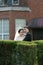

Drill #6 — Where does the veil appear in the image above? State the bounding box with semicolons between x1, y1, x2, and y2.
14;26;22;40
14;30;19;40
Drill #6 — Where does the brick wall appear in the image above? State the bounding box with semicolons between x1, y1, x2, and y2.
0;0;43;39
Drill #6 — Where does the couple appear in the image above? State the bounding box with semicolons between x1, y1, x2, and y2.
14;26;31;41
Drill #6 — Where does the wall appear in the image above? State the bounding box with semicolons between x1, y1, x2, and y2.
0;0;43;39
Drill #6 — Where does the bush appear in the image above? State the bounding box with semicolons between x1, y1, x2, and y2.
0;40;43;65
0;40;37;65
35;40;43;65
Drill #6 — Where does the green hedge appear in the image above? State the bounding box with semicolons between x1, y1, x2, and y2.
35;40;43;65
0;40;37;65
0;40;43;65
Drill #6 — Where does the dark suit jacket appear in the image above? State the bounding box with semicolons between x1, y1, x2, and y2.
23;32;31;41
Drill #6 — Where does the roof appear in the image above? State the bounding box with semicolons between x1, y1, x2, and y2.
29;18;43;28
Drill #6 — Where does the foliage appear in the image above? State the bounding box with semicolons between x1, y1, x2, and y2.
0;40;43;65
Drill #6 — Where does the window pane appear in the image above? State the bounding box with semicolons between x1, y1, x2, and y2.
3;19;9;33
0;0;4;5
15;19;26;32
0;19;9;40
7;0;12;5
15;19;26;26
4;0;11;5
0;35;2;40
3;35;9;40
0;20;2;33
12;0;19;5
4;0;8;5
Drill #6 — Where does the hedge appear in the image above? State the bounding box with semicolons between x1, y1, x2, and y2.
0;40;43;65
35;40;43;65
0;40;37;65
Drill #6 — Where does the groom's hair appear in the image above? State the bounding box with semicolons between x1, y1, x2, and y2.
23;26;29;29
18;29;23;33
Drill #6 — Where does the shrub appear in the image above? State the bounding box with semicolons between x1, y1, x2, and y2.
0;40;36;65
35;40;43;65
0;40;43;65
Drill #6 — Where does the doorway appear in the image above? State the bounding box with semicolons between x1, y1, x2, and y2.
32;28;43;40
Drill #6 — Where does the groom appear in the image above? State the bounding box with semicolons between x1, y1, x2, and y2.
23;26;31;41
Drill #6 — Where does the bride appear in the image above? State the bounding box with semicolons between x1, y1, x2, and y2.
14;29;25;41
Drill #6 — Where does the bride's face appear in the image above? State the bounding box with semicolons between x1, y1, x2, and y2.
19;30;24;36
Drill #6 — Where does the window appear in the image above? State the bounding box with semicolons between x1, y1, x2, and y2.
12;0;19;5
0;0;19;6
4;0;8;5
15;19;26;32
0;0;4;5
0;19;9;40
0;0;8;6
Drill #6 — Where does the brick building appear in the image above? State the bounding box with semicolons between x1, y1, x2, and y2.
0;0;43;40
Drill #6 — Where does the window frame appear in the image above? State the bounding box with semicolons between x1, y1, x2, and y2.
12;0;19;5
0;19;9;40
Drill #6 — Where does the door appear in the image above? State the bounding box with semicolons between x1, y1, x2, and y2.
32;28;43;40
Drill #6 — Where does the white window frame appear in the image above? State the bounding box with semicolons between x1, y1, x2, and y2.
0;19;9;40
12;0;19;5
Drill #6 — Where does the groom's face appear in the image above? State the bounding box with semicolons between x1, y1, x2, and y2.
23;27;29;33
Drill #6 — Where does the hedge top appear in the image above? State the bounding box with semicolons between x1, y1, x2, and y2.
0;40;41;46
